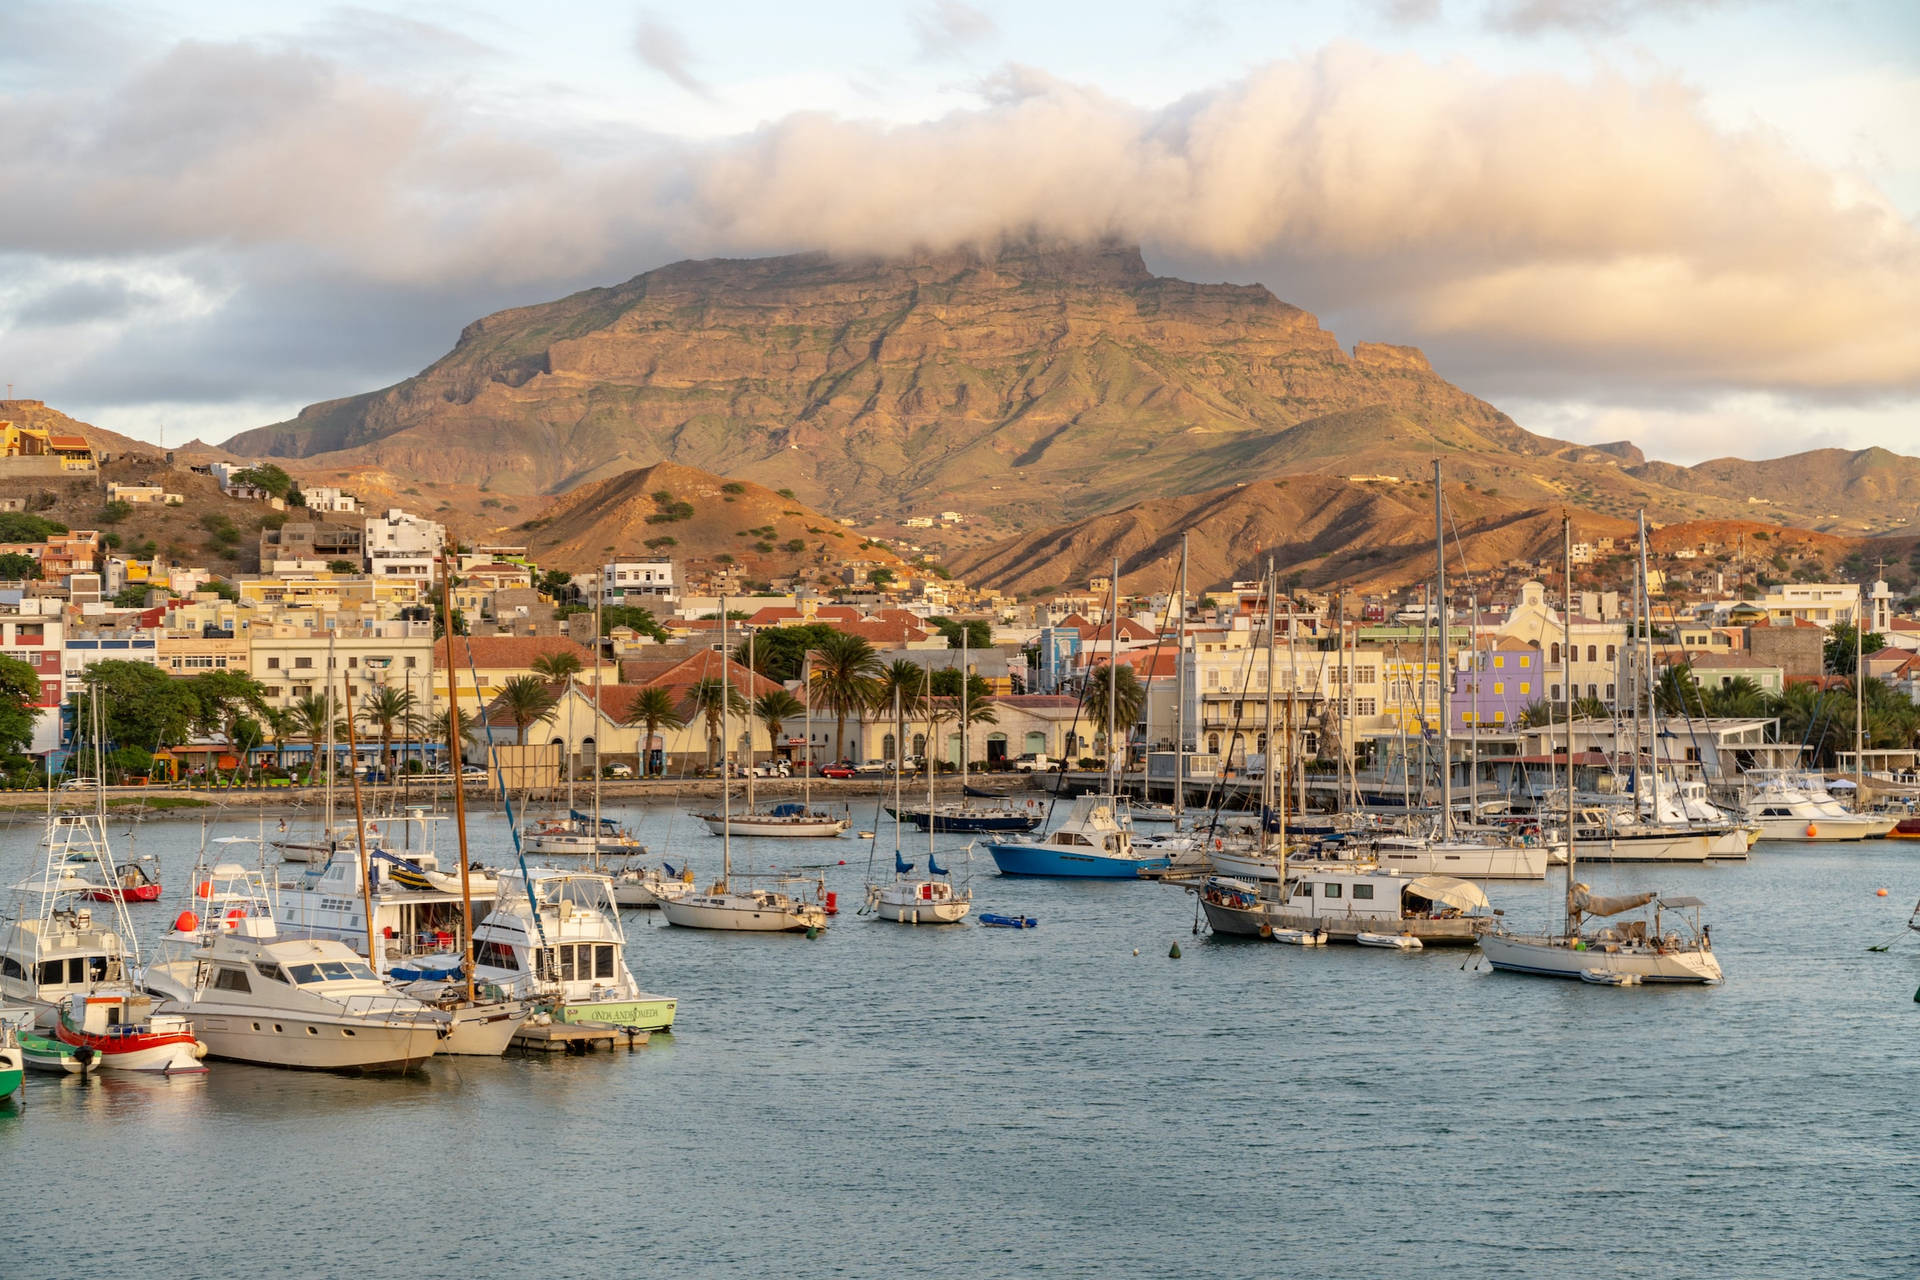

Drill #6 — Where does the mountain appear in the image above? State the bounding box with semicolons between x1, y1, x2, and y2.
221;243;1920;544
513;460;907;581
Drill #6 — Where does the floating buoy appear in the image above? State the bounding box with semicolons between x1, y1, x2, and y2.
1807;824;1818;838
1132;948;1139;956
837;860;846;866
1168;942;1182;959
171;910;198;934
1877;888;1890;897
805;926;819;940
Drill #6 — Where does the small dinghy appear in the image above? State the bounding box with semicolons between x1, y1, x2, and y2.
1356;932;1423;950
1580;969;1643;986
18;1028;95;1074
1271;928;1326;946
979;913;1038;929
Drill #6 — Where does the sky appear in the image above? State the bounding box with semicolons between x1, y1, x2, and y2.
1;0;1916;465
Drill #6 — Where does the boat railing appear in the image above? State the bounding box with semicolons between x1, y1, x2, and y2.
336;993;452;1024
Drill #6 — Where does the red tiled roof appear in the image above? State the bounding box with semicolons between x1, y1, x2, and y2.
436;634;592;671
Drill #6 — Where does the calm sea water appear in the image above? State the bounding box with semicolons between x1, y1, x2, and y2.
3;796;1917;1279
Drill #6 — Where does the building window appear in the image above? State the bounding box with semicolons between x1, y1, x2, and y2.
1493;656;1505;669
1551;684;1561;700
1586;645;1597;663
294;657;312;669
267;657;280;670
1606;684;1616;701
1605;645;1616;661
1355;698;1376;716
1550;643;1560;664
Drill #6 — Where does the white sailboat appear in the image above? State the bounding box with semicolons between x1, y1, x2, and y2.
866;683;972;924
659;602;831;932
696;642;849;837
1478;518;1723;985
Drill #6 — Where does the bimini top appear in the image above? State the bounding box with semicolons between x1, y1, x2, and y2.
1403;875;1491;912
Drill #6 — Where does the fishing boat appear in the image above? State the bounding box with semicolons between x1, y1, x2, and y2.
986;793;1169;878
659;604;831;933
82;854;163;904
52;988;205;1073
142;863;449;1071
1197;866;1493;946
1477;515;1723;985
470;868;676;1035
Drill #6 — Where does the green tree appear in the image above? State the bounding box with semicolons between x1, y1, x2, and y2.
928;616;992;649
0;512;66;540
620;687;685;777
98;500;133;524
538;568;576;601
288;693;340;779
358;686;421;779
1824;622;1886;678
261;705;297;772
326;559;358;573
752;688;806;764
112;584;161;608
681;677;747;767
232;464;296;499
1703;675;1769;719
1080;661;1143;761
530;651;584;681
186;670;269;754
0;552;39;581
226;716;265;778
496;674;559;746
0;653;42;756
736;623;839;682
868;567;895;588
807;631;882;762
1654;664;1707;718
72;661;198;751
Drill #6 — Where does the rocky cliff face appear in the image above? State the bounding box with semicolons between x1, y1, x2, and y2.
223;242;1556;535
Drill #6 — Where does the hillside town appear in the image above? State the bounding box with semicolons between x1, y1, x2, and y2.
2;419;1916;798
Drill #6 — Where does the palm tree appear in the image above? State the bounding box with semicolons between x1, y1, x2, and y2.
1703;675;1767;719
925;669;997;773
620;686;685;777
1081;661;1145;762
682;678;747;768
262;706;296;773
531;651;584;682
496;674;559;746
808;631;882;762
618;687;687;775
752;688;807;767
288;693;335;782
358;686;420;780
1655;664;1707;718
876;659;927;765
426;708;480;770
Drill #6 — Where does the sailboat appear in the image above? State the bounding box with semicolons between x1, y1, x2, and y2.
987;561;1171;879
866;683;972;923
1477;518;1723;984
523;662;647;855
696;641;849;837
659;603;831;931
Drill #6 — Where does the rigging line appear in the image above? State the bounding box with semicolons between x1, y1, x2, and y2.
449;629;547;949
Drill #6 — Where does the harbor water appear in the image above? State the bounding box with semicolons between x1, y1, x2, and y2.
3;800;1917;1278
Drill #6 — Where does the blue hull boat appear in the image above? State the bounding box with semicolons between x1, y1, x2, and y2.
978;913;1038;928
986;843;1170;878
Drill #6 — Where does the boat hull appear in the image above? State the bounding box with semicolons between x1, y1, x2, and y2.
1478;933;1723;982
871;895;971;924
0;1059;20;1098
696;813;849;837
182;1011;443;1072
1366;840;1550;879
986;844;1170;879
54;1028;205;1073
440;1002;535;1056
658;895;825;932
612;876;694;908
888;807;1041;834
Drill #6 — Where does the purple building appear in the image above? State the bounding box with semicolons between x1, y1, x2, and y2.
1454;637;1542;732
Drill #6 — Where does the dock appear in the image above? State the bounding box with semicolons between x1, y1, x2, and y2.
510;1022;646;1054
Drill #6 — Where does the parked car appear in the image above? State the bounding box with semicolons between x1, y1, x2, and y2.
605;762;634;778
58;777;101;791
850;760;890;776
748;761;791;778
1011;754;1058;773
818;762;857;779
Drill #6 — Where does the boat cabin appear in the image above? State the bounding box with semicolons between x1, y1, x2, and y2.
0;908;126;1009
1281;869;1489;923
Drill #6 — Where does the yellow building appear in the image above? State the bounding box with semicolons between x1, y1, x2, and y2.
0;420;97;474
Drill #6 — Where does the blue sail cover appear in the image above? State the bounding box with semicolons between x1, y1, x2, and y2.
571;810;620;830
771;803;809;818
895;852;916;875
1262;807;1283;834
928;853;948;877
663;862;679;877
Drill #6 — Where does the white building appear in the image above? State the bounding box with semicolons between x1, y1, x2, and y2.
301;486;360;514
601;558;676;607
364;508;445;584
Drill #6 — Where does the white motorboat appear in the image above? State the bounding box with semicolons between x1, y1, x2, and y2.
611;862;696;908
470;868;677;1035
1740;770;1885;842
1363;833;1549;879
142;863;448;1071
2;813;140;1026
385;960;534;1056
275;840;498;964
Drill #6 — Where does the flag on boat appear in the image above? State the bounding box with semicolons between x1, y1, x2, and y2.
895;852;915;874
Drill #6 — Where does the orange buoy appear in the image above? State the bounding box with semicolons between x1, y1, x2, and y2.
196;880;213;898
172;910;199;933
1877;888;1890;897
1806;824;1818;838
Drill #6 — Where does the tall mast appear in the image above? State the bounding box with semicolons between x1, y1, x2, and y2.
1173;534;1187;823
1287;596;1304;820
440;556;476;1004
1434;458;1451;839
1261;559;1277;855
590;591;603;867
1562;515;1578;935
959;624;969;796
1469;586;1480;825
746;630;756;815
1855;581;1865;789
720;599;731;890
564;661;576;821
1639;510;1661;820
1106;557;1120;798
924;660;936;861
802;653;813;812
341;667;377;974
324;633;336;834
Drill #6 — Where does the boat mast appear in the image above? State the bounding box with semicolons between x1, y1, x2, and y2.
720;598;731;891
439;555;476;1004
802;652;812;812
1639;510;1661;821
324;633;336;835
959;624;969;797
1562;515;1578;936
891;682;906;873
1287;594;1302;820
340;665;378;974
1434;458;1451;840
924;659;936;847
1174;533;1187;824
1855;581;1865;791
746;630;756;815
591;590;603;868
1261;559;1277;856
1107;557;1121;799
